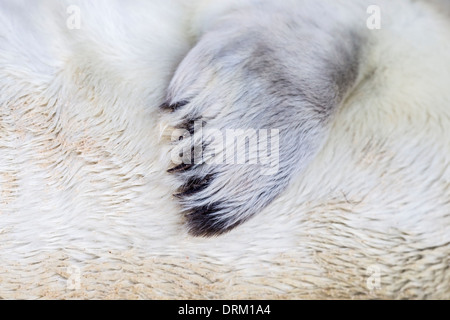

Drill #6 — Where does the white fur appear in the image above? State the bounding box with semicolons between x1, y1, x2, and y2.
0;0;449;299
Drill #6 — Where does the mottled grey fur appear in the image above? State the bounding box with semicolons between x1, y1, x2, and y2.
163;1;367;236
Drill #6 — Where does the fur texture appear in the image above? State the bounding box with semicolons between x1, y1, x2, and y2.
0;0;449;299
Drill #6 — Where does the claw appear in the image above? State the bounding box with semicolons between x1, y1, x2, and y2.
176;117;203;135
167;163;194;173
160;100;189;112
175;174;215;198
185;202;241;237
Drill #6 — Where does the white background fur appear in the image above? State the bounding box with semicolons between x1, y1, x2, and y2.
0;0;449;298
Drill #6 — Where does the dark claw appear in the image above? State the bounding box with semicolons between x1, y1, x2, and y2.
176;117;204;135
175;174;215;198
185;202;244;237
167;163;194;173
160;100;189;112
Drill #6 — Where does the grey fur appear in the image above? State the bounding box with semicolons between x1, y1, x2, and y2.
163;1;366;236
